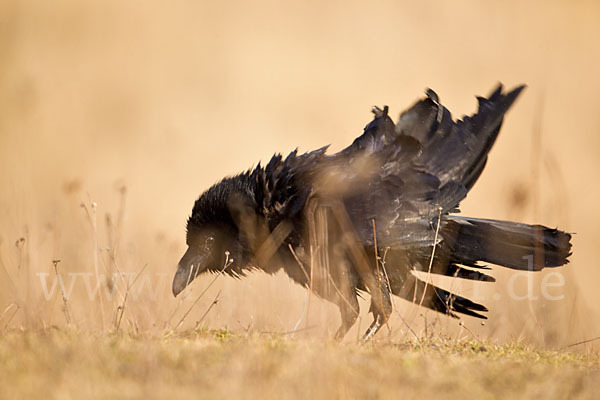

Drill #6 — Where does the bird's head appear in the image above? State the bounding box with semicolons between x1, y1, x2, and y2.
172;178;256;297
172;223;233;296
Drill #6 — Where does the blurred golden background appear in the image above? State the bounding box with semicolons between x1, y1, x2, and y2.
0;0;598;348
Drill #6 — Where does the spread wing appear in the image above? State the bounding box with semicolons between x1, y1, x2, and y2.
326;84;526;249
256;84;525;252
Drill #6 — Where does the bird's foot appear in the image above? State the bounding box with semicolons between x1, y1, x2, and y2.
361;314;384;343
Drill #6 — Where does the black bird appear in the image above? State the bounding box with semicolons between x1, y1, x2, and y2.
172;84;572;341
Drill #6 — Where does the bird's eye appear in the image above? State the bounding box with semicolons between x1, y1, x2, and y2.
204;236;215;249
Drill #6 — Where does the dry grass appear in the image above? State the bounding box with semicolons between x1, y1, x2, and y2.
0;329;597;399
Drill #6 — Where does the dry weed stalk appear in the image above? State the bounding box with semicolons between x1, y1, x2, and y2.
114;263;147;332
173;252;233;330
289;239;362;338
330;205;385;324
371;219;392;338
193;290;222;330
288;244;312;335
15;237;25;271
0;303;20;331
81;199;106;330
105;185;128;296
458;320;478;341
417;205;442;309
52;259;72;325
377;244;419;341
560;336;600;350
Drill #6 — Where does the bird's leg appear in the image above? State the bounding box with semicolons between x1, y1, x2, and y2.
326;245;361;341
362;313;385;343
333;289;359;340
361;271;392;343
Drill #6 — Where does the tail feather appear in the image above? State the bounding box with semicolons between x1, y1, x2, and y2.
442;216;572;271
440;264;496;282
395;276;488;319
410;247;497;281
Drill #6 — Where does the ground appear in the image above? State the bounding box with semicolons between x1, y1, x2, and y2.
1;329;597;399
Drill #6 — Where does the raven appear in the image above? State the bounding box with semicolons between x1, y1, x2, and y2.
172;84;572;341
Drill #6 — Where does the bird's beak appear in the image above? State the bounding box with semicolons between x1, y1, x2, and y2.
172;247;207;297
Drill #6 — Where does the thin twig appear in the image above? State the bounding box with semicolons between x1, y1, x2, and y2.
185;262;195;290
193;290;222;330
52;260;71;325
259;325;318;336
166;299;183;328
110;259;130;322
174;254;232;330
372;219;391;335
379;246;419;340
371;219;381;283
560;336;600;350
115;185;127;253
276;325;318;336
288;244;311;282
81;199;105;330
115;263;148;331
418;206;442;308
291;231;362;337
458;320;478;341
327;274;360;317
307;243;314;332
105;186;128;300
288;245;312;335
330;205;382;316
290;290;310;336
0;303;17;324
0;303;19;331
